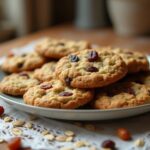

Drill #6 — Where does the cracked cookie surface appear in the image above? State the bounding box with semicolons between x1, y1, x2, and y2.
0;72;40;96
23;79;94;109
35;38;91;59
1;52;46;73
34;62;57;81
55;49;127;88
93;82;150;109
97;47;149;73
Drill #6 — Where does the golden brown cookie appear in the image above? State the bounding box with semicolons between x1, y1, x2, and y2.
35;38;91;59
34;62;57;81
1;52;46;73
97;47;149;73
23;79;94;109
93;82;150;109
0;72;40;96
55;49;127;88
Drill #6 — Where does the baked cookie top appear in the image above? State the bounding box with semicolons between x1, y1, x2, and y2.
34;62;57;81
1;52;46;73
55;49;127;88
97;47;149;73
23;79;94;109
35;38;91;59
93;82;150;109
0;72;40;96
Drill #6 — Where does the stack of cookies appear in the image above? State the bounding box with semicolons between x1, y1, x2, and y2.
0;37;150;110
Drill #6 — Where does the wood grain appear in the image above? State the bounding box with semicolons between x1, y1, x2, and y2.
0;24;150;56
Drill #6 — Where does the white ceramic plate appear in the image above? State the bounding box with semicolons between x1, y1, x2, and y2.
1;65;150;121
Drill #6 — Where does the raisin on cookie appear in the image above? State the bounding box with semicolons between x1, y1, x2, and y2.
0;72;40;96
97;47;149;73
34;62;57;81
55;49;127;88
1;52;46;73
23;79;94;109
35;38;91;59
93;82;150;109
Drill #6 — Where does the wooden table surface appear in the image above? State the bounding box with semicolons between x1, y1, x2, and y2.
0;24;150;56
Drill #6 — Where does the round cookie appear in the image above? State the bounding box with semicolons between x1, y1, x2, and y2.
97;47;149;73
55;49;127;88
93;82;150;109
1;52;46;73
0;72;40;96
23;79;94;109
35;38;91;59
34;62;57;81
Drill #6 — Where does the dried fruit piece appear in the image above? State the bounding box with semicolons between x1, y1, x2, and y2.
88;51;99;62
8;137;21;150
17;62;24;68
85;66;98;72
117;128;131;141
40;84;52;90
19;72;29;79
0;106;4;116
59;92;73;96
101;140;115;149
70;55;79;62
65;77;72;86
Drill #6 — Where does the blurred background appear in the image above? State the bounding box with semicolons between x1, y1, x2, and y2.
0;0;150;42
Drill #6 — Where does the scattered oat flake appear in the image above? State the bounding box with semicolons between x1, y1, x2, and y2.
59;147;73;150
74;141;87;148
4;116;12;122
84;124;96;131
65;130;75;136
41;130;49;135
12;128;22;136
134;138;145;147
45;134;55;141
0;138;4;143
24;122;33;129
66;136;74;142
89;146;97;150
12;120;25;127
56;135;67;142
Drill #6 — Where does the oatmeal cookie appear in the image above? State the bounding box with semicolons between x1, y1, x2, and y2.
93;82;150;109
1;52;46;73
55;49;127;88
97;47;149;73
34;62;57;81
23;79;94;109
0;72;40;96
35;38;91;59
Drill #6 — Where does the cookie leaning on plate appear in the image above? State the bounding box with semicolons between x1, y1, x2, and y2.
23;79;94;109
93;82;150;109
34;62;57;81
0;72;40;96
55;49;127;88
1;52;46;73
97;47;149;73
35;38;91;59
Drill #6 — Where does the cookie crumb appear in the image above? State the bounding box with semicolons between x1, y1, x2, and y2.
12;128;22;136
74;141;87;148
64;130;75;136
45;134;55;141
